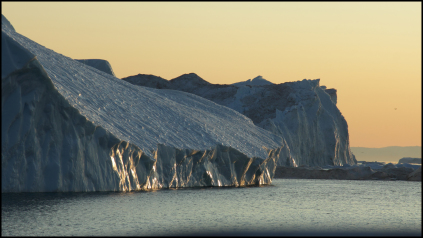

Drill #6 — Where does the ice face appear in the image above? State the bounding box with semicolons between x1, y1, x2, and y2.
259;80;356;167
1;15;284;193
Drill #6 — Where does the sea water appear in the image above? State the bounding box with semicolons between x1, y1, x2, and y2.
2;179;421;236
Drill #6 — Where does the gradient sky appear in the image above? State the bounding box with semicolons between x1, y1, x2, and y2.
2;2;421;148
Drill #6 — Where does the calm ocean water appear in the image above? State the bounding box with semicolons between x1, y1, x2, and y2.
2;179;421;236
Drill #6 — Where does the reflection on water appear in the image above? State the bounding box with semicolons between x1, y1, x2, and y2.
2;179;421;236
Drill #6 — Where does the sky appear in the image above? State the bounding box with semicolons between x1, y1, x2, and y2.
2;2;421;148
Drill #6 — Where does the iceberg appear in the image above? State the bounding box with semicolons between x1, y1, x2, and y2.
1;15;284;193
122;74;356;167
398;157;421;164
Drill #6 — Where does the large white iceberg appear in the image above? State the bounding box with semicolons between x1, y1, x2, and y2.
1;15;284;193
122;74;356;167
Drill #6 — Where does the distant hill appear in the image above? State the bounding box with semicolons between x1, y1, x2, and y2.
350;146;421;163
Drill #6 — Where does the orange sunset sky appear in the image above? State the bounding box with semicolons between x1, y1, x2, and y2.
2;2;421;148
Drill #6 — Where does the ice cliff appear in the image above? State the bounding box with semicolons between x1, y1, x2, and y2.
2;15;284;193
122;74;356;167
